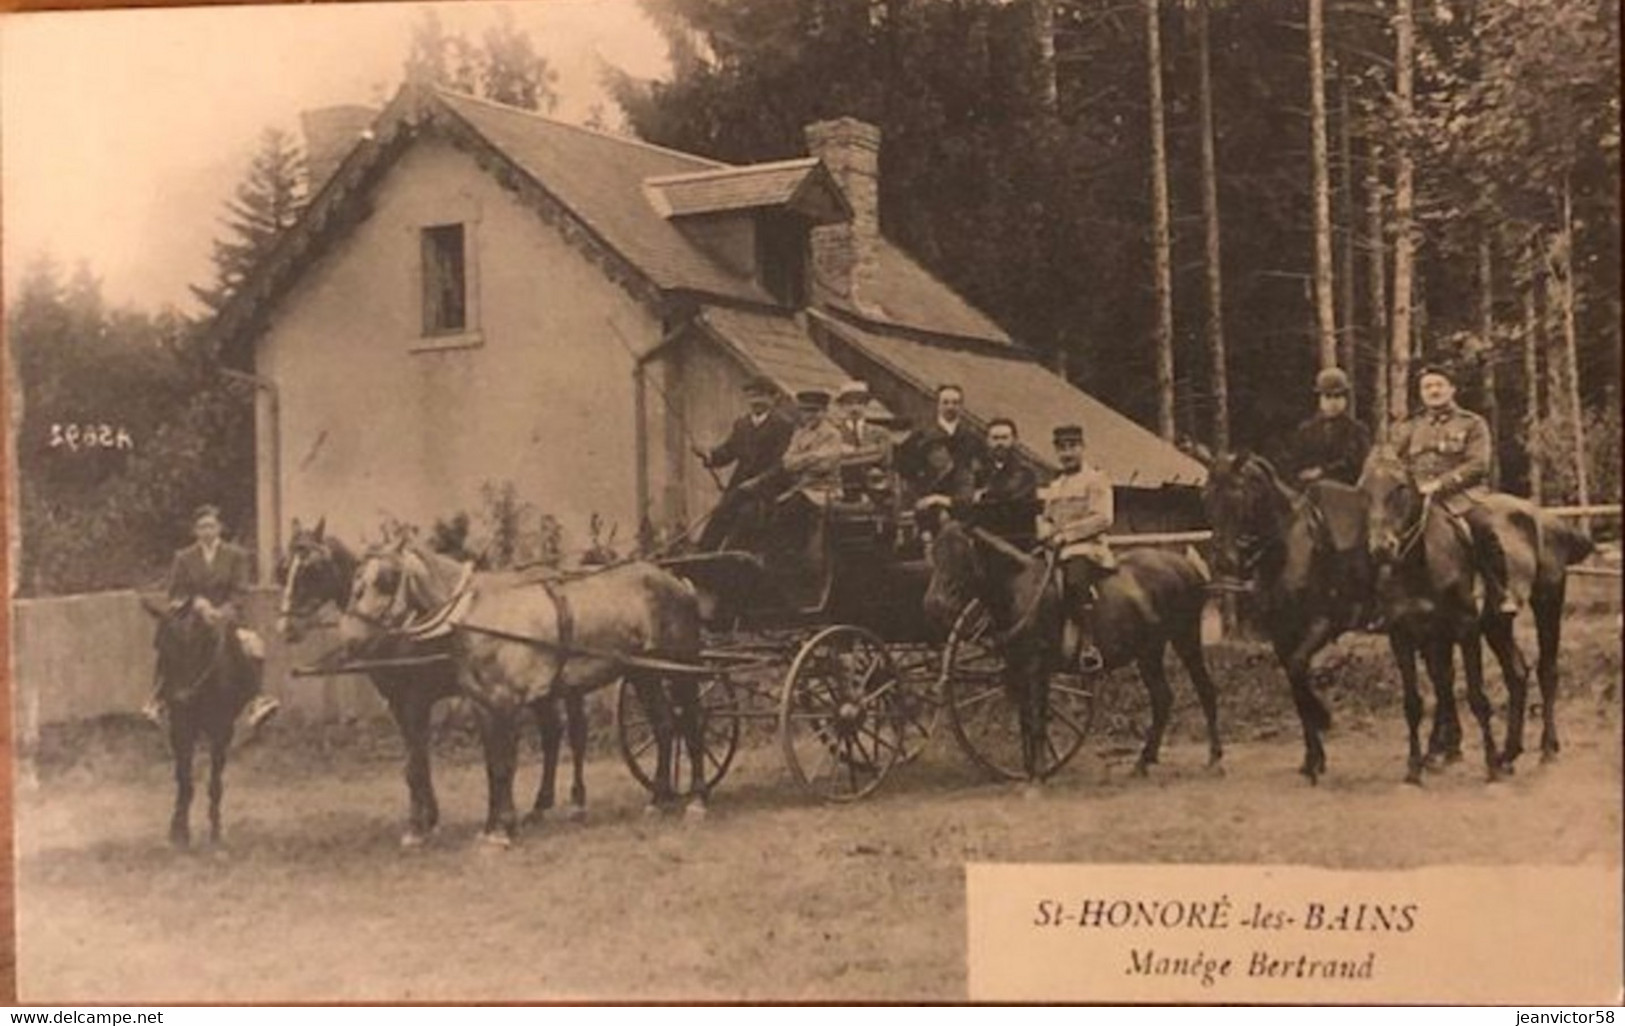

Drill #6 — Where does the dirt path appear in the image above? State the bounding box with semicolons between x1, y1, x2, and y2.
16;624;1622;1002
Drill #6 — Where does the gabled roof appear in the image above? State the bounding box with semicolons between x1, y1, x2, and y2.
219;84;1018;351
645;159;850;224
811;310;1207;487
436;90;771;305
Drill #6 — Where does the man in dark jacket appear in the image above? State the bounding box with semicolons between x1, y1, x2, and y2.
901;384;986;494
1289;368;1372;487
695;376;794;551
972;417;1040;545
143;505;280;730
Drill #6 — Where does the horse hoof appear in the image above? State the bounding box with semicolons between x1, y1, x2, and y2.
1541;749;1560;765
566;805;588;824
478;830;513;850
1205;761;1226;779
1404;770;1424;787
400;831;429;850
1021;783;1044;801
684;801;708;822
1131;763;1150;779
643;802;665;818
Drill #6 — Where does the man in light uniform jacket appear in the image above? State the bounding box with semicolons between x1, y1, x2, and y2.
1037;424;1116;672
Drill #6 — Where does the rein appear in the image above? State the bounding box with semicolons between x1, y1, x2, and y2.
964;525;1054;648
1392;492;1434;563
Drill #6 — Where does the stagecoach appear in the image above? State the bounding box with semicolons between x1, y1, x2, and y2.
284;458;1110;822
621;458;1104;801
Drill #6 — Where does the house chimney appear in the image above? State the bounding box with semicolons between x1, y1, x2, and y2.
805;117;881;307
300;105;379;193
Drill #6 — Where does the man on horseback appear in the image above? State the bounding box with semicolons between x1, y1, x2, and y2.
1392;365;1523;615
1037;423;1115;672
1289;368;1371;487
143;505;281;731
693;375;794;551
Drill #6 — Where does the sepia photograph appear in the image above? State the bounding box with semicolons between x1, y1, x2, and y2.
2;0;1620;1004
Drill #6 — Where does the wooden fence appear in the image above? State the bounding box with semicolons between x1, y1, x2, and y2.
12;587;386;741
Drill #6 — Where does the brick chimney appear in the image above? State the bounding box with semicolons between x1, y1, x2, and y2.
805;117;881;308
300;105;379;193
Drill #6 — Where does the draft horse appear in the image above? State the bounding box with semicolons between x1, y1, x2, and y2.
340;541;710;846
922;513;1223;781
142;597;255;848
278;519;594;846
1199;450;1372;783
1359;451;1592;782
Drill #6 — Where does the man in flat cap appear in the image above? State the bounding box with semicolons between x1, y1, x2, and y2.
1289;367;1372;487
1037;424;1116;672
694;375;794;551
143;504;280;731
1391;365;1524;614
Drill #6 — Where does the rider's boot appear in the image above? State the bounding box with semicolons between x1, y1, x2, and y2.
1075;601;1104;674
1471;519;1521;616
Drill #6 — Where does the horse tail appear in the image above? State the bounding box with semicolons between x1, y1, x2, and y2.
1546;515;1595;567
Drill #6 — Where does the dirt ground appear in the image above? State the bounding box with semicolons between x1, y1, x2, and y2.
14;617;1622;1003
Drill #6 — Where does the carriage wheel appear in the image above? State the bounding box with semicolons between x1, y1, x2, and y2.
941;601;1097;782
888;644;941;765
779;625;907;802
615;674;740;797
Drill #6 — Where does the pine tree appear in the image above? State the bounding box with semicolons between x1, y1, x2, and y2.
405;8;559;113
191;128;307;315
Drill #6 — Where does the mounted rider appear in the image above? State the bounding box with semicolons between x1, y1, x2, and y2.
1390;365;1525;615
143;504;281;731
1037;423;1115;672
1289;368;1371;487
693;375;794;552
1289;367;1374;629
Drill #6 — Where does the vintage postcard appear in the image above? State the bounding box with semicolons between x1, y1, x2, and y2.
3;0;1620;1004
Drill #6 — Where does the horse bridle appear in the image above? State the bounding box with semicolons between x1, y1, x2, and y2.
279;545;344;628
159;603;232;699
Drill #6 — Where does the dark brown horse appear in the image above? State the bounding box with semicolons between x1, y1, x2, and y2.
278;519;590;846
1200;450;1372;783
1360;450;1592;781
339;542;708;846
922;514;1223;781
142;597;254;848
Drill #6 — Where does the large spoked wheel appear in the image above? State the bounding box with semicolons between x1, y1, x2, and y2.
779;625;907;802
616;675;740;797
941;601;1097;782
888;644;941;765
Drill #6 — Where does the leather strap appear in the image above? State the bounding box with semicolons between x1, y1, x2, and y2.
537;578;574;695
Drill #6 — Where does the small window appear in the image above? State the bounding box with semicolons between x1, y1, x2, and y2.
421;224;467;335
757;212;808;309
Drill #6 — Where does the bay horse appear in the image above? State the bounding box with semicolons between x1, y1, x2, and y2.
921;513;1223;781
1359;450;1592;782
278;519;592;846
1199;450;1373;783
339;540;709;846
142;597;254;848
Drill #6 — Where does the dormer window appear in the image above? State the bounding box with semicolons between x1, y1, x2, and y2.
757;211;808;308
